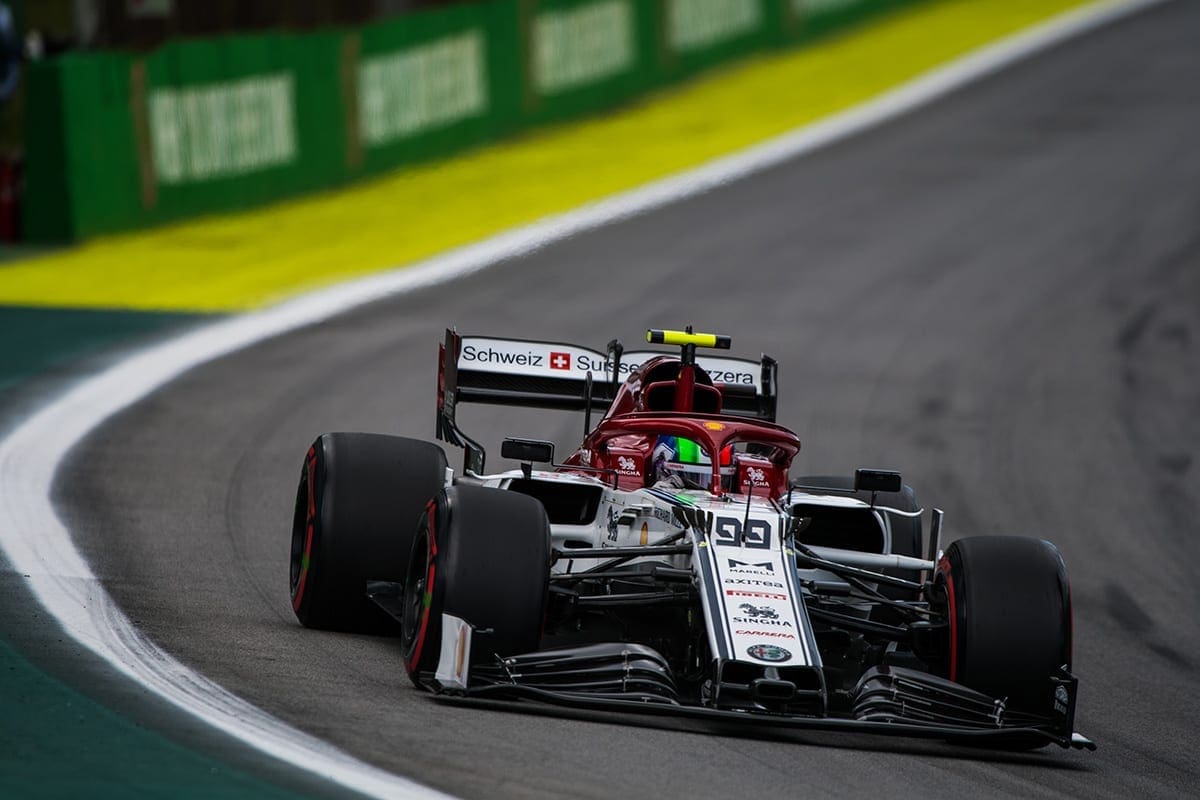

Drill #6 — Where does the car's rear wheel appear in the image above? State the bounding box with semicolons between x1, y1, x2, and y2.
289;432;447;632
936;536;1072;714
402;484;550;686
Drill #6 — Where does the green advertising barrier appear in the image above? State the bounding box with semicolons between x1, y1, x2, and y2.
776;0;903;44
354;0;523;174
136;31;346;229
22;0;922;243
23;33;347;241
655;0;774;79
516;0;660;125
23;51;140;242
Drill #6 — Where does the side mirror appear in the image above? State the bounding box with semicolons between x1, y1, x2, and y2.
854;468;901;493
501;438;555;464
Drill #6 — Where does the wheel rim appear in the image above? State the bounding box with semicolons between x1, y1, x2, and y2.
401;523;430;659
288;464;309;593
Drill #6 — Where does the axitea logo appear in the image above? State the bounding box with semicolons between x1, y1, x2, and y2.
724;578;784;588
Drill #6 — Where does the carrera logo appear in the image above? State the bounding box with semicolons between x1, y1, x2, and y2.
461;345;545;367
726;589;787;600
550;352;571;370
735;630;796;639
728;559;773;574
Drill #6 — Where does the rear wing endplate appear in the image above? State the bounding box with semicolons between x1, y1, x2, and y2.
436;329;777;472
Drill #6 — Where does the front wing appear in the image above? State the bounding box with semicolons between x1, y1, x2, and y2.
415;625;1096;751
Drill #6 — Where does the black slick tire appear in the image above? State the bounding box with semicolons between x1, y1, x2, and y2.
937;536;1072;714
401;484;551;687
289;432;447;632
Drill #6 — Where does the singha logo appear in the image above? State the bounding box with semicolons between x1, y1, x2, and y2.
738;603;779;619
746;467;766;485
617;456;638;474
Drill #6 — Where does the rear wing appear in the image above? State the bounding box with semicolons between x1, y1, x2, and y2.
436;329;777;472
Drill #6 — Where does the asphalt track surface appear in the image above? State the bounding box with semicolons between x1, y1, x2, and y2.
56;2;1198;798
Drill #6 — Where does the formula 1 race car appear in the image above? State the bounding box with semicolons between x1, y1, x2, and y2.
288;328;1094;751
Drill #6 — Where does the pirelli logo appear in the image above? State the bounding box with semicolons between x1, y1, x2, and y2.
726;589;787;600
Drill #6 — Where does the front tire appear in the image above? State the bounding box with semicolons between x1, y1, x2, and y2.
289;433;447;631
937;536;1072;714
402;484;551;686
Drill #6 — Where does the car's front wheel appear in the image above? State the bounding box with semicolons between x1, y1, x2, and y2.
402;484;551;686
936;535;1072;715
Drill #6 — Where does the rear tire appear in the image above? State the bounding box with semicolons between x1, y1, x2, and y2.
289;433;447;632
402;484;550;686
937;536;1072;713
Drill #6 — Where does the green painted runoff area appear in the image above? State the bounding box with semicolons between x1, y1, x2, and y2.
0;307;323;799
0;636;310;800
0;306;203;395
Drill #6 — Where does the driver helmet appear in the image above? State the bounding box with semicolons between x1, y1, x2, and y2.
651;436;734;489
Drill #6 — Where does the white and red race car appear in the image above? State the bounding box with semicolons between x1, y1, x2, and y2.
289;328;1093;750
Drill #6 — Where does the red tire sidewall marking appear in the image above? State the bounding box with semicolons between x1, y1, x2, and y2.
938;555;959;682
406;500;440;673
292;446;319;613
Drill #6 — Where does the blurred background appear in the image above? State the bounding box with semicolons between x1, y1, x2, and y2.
1;0;464;242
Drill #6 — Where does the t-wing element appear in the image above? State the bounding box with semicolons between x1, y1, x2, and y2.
645;327;734;413
646;329;732;351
